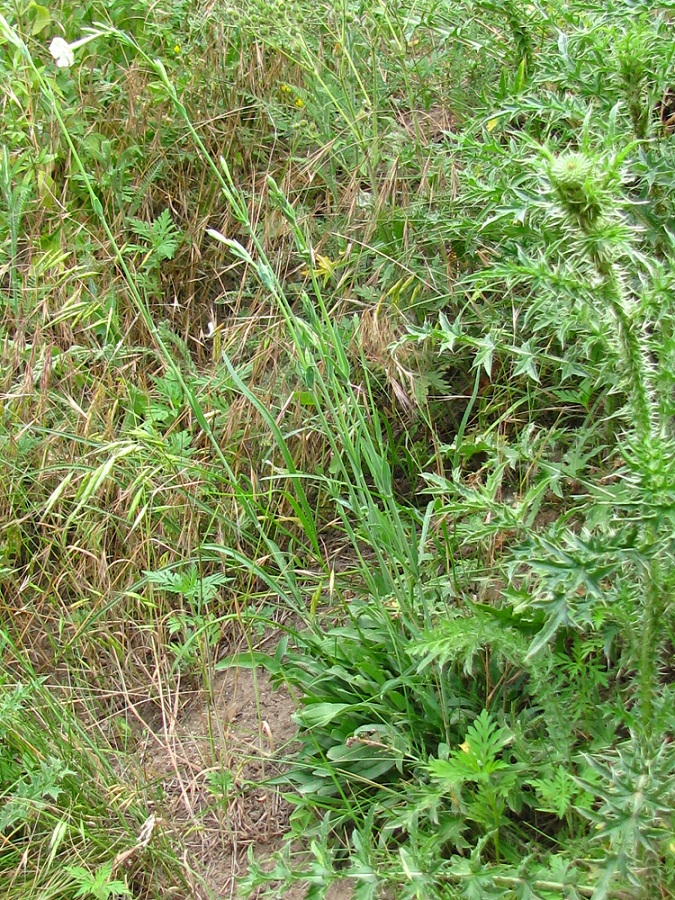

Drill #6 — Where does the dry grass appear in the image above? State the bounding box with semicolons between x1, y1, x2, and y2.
0;1;482;895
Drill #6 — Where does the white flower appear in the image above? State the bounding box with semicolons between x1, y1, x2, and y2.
47;31;105;68
49;37;74;68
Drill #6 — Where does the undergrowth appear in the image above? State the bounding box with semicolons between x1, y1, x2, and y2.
1;0;675;897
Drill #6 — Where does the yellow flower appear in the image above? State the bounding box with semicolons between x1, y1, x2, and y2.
295;97;304;108
281;84;291;94
173;44;181;54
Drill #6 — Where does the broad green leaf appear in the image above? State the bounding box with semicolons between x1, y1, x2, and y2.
29;3;50;35
215;651;282;676
295;702;354;728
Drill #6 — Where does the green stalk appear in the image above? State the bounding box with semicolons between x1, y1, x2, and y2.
589;249;660;747
547;150;663;742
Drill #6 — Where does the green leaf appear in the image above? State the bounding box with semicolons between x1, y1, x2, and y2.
473;332;496;377
512;340;540;382
525;597;573;660
531;766;576;817
29;2;50;35
325;743;397;780
67;862;131;900
295;702;354;728
215;651;282;676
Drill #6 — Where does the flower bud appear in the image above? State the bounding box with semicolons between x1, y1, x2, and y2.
546;152;605;229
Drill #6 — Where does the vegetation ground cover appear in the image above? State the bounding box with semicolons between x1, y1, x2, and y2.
2;0;675;897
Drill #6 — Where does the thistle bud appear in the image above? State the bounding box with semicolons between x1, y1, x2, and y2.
546;152;605;230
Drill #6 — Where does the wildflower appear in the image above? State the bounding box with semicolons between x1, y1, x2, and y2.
295;97;304;108
173;44;181;54
280;84;291;94
47;30;104;69
49;37;74;68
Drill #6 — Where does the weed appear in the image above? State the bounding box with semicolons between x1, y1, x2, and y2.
1;0;675;898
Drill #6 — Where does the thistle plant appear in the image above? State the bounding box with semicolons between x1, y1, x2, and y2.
537;146;674;893
544;147;663;708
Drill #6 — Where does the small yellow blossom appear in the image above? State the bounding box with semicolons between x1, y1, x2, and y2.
280;84;292;94
173;44;181;54
295;97;304;108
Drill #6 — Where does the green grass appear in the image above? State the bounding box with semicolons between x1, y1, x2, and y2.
1;0;675;897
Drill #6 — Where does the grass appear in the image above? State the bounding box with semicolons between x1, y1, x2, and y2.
1;0;675;897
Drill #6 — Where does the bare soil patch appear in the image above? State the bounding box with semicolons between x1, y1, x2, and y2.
142;667;352;899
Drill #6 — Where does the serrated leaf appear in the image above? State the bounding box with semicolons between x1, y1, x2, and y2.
512;341;540;382
473;333;496;377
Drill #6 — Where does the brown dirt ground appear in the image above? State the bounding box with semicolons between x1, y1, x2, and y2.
142;667;353;900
